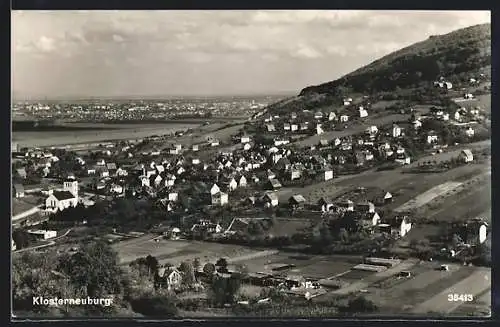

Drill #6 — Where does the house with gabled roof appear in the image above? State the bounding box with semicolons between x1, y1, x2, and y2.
460;149;474;163
16;168;27;179
262;192;279;207
289;194;307;209
13;184;25;198
266;179;282;190
156;267;183;290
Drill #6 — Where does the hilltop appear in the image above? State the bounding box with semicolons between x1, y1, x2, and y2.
259;23;490;117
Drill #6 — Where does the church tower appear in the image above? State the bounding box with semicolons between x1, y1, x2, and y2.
63;178;79;199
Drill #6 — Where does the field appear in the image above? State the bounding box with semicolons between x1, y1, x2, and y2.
395;181;463;212
239;253;359;279
410;267;491;315
12;123;200;148
12;195;43;216
113;235;266;267
451;289;491;317
348;260;492;317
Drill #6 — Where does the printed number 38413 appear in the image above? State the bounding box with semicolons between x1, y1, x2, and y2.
448;294;473;302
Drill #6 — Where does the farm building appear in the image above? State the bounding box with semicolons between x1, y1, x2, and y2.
460;149;474;163
318;197;335;212
262;192;279;207
211;191;229;206
458;219;488;246
13;184;25;198
289;194;307;209
27;229;57;240
336;199;354;212
373;191;393;205
266;179;282;190
156;267;183;290
355;201;375;213
379;215;412;238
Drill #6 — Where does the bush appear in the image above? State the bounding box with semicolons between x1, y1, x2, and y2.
129;296;178;317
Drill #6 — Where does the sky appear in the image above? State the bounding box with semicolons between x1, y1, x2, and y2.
12;10;490;98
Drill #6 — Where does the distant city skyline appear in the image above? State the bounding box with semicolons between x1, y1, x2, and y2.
12;10;490;99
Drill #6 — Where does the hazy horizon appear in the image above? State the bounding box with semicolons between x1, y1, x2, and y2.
12;10;490;99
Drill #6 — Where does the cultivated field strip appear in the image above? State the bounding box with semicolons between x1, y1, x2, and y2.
395;182;463;212
410;268;491;314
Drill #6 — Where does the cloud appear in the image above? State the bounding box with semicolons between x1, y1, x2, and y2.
112;34;125;43
11;10;491;97
36;36;56;52
294;44;323;59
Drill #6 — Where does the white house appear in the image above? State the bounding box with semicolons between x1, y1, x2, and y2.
168;192;179;202
212;191;229;206
241;136;251;144
239;175;247;187
324;168;334;181
427;132;439;144
328;112;337;121
210;183;221;195
359;107;368;118
392;124;402;138
228;178;238;192
192;158;201;165
413;120;422;130
157;267;183;290
340;115;349;122
27;229;57;240
109;184;123;194
140;175;151;188
165;174;176;187
14;184;25;198
316;124;324;135
366;125;378;135
465;127;475;138
262;192;279;207
460;149;474;163
383;216;412;238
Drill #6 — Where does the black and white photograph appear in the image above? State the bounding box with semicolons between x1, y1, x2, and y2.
11;10;491;319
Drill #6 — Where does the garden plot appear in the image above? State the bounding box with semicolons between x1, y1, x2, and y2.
395;181;463;212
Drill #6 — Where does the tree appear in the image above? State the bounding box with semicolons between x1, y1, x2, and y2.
58;240;123;297
339;228;350;244
13;251;74;313
215;258;228;273
145;255;159;276
12;230;32;249
248;221;264;236
319;225;333;245
193;258;201;275
203;263;216;276
179;261;196;287
209;274;242;306
451;234;463;247
343;296;378;313
129;295;178;317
